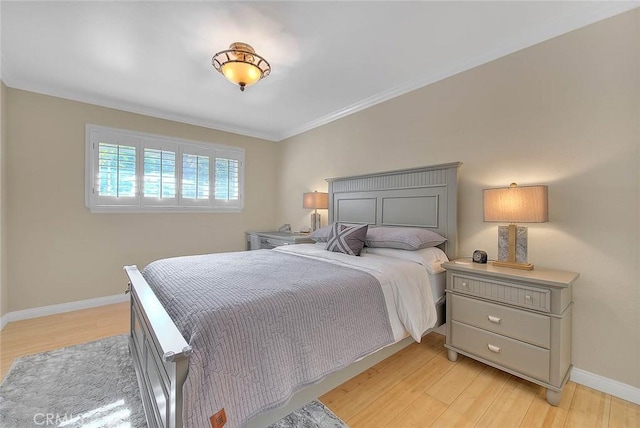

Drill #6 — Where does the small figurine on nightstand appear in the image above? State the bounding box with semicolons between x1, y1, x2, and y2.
278;224;291;233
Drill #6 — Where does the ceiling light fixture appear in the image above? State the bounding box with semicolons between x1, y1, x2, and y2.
212;42;271;92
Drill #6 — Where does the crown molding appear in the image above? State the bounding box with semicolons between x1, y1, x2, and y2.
1;76;281;142
277;2;640;141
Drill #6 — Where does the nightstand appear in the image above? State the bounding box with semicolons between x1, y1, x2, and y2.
246;231;314;250
442;259;579;406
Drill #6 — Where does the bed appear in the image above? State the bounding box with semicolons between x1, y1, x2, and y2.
124;162;461;428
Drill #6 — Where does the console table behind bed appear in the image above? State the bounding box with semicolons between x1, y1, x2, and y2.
124;162;461;428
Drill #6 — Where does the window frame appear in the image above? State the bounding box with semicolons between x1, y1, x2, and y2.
85;124;245;213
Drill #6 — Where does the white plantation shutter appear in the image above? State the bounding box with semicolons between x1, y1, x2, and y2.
181;145;211;207
213;149;243;209
141;138;178;206
86;125;244;213
98;143;136;197
91;130;140;207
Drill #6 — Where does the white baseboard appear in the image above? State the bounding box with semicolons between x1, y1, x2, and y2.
571;367;640;405
0;294;129;330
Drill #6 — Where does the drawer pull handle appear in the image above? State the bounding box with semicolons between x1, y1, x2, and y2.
488;315;501;324
461;282;468;288
525;295;532;301
488;344;501;353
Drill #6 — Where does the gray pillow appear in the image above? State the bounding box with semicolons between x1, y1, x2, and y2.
365;227;446;250
308;224;333;242
326;223;368;256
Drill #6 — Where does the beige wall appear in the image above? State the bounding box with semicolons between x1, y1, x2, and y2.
276;10;640;387
0;82;7;320
6;89;278;311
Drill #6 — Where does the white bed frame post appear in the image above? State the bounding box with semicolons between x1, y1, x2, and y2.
125;265;192;428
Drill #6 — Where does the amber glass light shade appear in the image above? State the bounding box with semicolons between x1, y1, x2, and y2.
212;42;271;91
221;62;262;88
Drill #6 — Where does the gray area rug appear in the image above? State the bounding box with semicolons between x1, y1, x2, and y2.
0;335;347;428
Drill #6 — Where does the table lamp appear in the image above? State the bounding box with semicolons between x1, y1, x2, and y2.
483;183;548;270
303;190;328;232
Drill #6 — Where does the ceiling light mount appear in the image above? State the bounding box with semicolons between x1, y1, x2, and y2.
212;42;271;92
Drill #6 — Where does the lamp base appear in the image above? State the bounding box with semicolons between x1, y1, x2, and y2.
495;224;534;270
498;225;528;264
492;260;534;271
310;213;321;232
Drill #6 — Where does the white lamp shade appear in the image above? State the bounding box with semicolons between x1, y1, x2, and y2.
303;191;329;209
483;185;548;223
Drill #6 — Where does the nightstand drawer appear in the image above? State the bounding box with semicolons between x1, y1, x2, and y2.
450;321;550;383
452;274;550;312
450;294;550;348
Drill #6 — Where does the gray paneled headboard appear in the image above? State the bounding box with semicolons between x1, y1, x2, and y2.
326;162;461;259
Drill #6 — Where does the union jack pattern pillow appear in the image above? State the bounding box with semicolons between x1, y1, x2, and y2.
326;223;368;256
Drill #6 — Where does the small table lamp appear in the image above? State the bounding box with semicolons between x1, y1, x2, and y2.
483;183;548;270
303;191;329;232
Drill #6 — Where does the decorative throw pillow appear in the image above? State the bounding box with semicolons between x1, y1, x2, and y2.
326;223;368;256
308;224;333;242
365;227;446;250
309;222;362;242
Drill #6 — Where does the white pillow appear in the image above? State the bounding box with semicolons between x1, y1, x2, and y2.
365;227;447;250
364;247;449;275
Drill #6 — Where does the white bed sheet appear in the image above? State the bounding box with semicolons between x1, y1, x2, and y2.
274;244;440;342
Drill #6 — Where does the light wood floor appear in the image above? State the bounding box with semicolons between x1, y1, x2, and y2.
0;302;130;380
1;302;638;428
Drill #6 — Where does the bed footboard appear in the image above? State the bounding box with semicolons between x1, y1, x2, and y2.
125;265;191;428
124;265;447;428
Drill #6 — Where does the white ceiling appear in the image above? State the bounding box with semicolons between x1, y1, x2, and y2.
1;1;638;142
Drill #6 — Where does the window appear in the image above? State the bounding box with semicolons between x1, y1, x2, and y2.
143;148;176;199
214;152;241;202
99;143;136;198
86;125;244;213
181;149;210;205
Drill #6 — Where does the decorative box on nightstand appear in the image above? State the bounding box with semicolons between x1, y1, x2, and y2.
246;231;314;250
442;259;579;406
